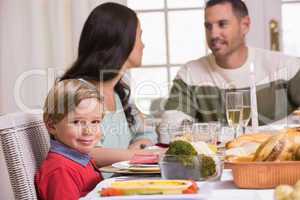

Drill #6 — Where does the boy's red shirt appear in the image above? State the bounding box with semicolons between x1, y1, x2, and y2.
35;140;103;200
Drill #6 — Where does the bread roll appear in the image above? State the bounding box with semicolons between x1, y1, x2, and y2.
226;133;272;149
253;133;295;161
226;155;254;162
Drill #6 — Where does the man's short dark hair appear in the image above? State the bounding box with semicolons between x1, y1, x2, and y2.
205;0;249;18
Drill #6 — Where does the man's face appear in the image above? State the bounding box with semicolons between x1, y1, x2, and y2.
204;3;250;58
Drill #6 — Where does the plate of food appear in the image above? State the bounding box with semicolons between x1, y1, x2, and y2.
80;177;211;200
111;161;160;172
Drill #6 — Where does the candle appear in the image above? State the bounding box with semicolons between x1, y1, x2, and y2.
250;62;259;130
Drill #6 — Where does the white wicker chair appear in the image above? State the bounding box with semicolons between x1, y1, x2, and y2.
0;113;50;200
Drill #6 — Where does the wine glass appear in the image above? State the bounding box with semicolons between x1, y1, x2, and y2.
225;91;243;138
239;89;251;134
191;123;211;143
191;122;220;145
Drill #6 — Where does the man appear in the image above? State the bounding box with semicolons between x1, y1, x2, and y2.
162;0;300;127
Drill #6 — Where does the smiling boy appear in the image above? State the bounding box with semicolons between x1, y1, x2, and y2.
35;79;104;200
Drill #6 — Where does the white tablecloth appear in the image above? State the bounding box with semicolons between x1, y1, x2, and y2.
81;169;274;200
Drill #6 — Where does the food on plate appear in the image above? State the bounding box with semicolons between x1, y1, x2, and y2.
161;140;220;180
225;133;272;149
165;140;198;167
294;179;300;190
166;140;198;156
225;155;254;162
286;127;300;145
253;133;295;161
225;142;260;157
290;190;300;200
274;184;294;200
224;133;272;162
275;180;300;200
100;179;198;196
201;154;217;177
129;154;159;164
293;146;300;161
225;129;300;162
191;141;217;155
286;127;300;135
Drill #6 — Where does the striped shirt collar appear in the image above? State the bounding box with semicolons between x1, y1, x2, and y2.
50;139;91;167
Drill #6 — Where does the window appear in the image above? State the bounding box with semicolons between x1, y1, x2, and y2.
282;0;300;57
127;0;207;115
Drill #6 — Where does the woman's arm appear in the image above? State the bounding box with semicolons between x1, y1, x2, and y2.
130;106;158;145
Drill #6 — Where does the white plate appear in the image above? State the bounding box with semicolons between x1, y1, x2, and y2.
80;177;211;200
112;161;160;171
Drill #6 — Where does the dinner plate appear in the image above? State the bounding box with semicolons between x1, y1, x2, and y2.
99;166;160;174
80;177;211;200
112;161;160;172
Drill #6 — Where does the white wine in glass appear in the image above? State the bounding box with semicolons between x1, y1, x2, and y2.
226;91;243;138
227;109;242;128
241;105;251;126
238;89;251;134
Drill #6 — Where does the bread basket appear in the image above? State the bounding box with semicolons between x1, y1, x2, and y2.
227;161;300;189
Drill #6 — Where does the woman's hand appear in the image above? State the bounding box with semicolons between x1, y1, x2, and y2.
128;139;153;150
129;139;168;157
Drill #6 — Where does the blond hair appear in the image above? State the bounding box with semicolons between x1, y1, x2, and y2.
43;79;103;125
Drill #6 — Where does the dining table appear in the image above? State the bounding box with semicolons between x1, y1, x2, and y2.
80;169;274;200
79;123;300;200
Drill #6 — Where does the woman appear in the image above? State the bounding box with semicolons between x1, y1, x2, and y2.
60;2;158;167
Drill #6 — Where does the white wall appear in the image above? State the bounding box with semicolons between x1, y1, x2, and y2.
0;0;126;115
245;0;282;50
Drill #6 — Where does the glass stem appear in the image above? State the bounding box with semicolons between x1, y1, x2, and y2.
242;126;246;135
234;127;238;138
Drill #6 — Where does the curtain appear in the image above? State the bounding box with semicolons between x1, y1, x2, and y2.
0;0;126;114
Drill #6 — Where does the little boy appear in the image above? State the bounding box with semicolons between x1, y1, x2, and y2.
35;79;104;200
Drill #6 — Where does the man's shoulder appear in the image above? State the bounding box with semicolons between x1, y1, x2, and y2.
174;55;215;86
251;47;298;61
177;55;212;76
185;55;211;69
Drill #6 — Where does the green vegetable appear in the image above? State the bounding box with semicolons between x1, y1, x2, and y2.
166;140;197;167
200;155;216;178
166;140;197;156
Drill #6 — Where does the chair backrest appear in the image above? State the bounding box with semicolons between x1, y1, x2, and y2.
0;113;50;200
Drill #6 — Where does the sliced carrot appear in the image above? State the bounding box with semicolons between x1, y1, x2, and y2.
190;181;198;191
183;187;198;194
100;187;124;196
183;181;198;194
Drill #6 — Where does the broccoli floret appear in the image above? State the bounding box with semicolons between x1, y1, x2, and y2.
165;140;198;167
200;155;216;178
166;140;197;156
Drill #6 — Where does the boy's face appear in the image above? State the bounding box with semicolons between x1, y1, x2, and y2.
49;98;103;154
